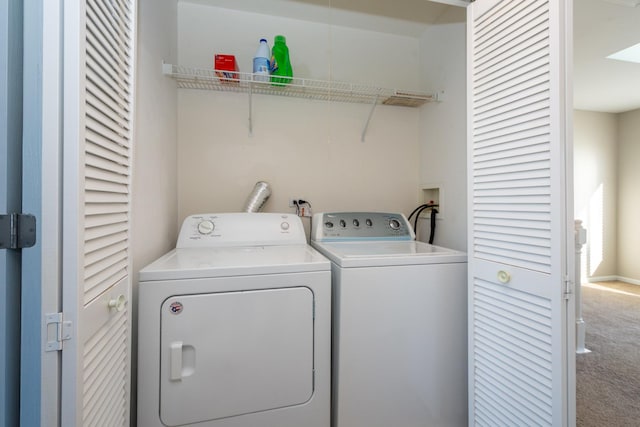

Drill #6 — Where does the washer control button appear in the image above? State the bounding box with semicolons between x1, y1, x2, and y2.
353;219;360;227
325;221;334;229
197;220;215;235
339;219;346;228
281;221;290;231
366;218;373;227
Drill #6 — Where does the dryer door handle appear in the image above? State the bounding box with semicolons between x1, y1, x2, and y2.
170;341;183;381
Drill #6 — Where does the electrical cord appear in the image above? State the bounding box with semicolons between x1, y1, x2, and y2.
407;203;431;221
428;208;438;244
413;205;431;235
293;199;313;242
292;199;312;217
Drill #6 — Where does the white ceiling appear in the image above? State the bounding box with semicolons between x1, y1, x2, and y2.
574;0;640;113
182;0;640;113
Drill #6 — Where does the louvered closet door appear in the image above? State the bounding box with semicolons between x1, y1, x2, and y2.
61;0;136;426
467;1;572;426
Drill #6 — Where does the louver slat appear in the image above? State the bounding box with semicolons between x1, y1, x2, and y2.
86;93;129;134
84;231;128;256
86;87;129;127
471;19;553;274
85;203;128;216
84;260;127;303
86;153;129;176
87;0;132;68
82;309;128;426
85;240;128;268
474;133;549;158
472;278;554;425
86;115;129;149
85;33;129;97
86;102;129;141
86;46;130;104
86;131;129;159
86;153;128;192
474;1;547;64
476;21;548;87
84;220;128;245
84;24;131;102
474;33;548;89
85;212;128;228
85;191;128;204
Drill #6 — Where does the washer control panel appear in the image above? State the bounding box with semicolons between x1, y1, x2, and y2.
311;212;415;241
177;213;305;248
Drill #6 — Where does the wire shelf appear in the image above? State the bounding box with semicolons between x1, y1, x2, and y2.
162;63;439;107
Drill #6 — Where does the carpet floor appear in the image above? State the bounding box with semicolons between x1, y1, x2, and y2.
576;281;640;427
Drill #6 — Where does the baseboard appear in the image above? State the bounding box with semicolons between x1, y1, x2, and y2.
587;276;618;283
587;275;640;286
616;276;640;286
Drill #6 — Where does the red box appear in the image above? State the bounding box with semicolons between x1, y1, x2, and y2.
214;54;239;84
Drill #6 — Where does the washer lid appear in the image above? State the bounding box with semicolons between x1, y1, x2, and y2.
139;244;330;281
311;240;466;268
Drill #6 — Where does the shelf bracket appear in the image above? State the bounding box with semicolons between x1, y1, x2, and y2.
361;94;380;142
248;82;253;136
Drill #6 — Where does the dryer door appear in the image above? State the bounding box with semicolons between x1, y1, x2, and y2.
159;287;314;426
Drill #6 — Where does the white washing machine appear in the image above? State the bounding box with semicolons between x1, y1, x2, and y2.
137;213;331;427
310;212;468;427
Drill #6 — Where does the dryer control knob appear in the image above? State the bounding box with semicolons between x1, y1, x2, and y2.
197;220;215;235
389;218;401;230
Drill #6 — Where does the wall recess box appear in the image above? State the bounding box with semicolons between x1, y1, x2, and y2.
419;185;443;219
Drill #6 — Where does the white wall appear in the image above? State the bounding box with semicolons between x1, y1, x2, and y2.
133;0;179;273
417;7;467;251
573;109;640;283
573;110;618;279
132;0;178;421
617;108;640;282
176;3;424;234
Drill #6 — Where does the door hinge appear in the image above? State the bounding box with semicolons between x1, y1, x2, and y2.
0;213;36;249
45;313;72;352
563;275;573;300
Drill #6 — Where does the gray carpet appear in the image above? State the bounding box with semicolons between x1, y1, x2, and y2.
576;281;640;427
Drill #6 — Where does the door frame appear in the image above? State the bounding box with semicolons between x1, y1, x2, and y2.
1;0;23;425
20;0;63;425
563;0;577;423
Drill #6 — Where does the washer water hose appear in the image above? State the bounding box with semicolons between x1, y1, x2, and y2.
407;203;439;244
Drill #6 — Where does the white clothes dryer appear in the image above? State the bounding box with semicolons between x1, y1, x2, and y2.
310;212;468;427
137;213;331;427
